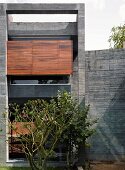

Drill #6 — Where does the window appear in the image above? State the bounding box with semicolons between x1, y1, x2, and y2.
10;76;70;85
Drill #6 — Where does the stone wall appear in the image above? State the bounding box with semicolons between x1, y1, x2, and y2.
86;49;125;161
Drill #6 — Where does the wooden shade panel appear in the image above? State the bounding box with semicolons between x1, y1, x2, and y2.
7;41;32;75
7;40;73;75
32;40;59;75
58;40;72;74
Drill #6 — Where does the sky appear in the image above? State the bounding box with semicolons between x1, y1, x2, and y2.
0;0;125;51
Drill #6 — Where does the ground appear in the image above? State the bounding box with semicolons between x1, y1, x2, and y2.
1;163;125;170
91;162;125;170
0;168;63;170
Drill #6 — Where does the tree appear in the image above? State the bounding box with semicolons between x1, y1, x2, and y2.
7;91;97;170
61;105;97;169
108;24;125;48
9;91;76;170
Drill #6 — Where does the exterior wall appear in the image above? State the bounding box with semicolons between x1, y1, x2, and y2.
6;3;85;104
78;4;85;103
0;3;85;166
1;1;125;166
6;3;79;12
86;49;125;161
70;4;85;103
0;3;7;165
8;22;77;36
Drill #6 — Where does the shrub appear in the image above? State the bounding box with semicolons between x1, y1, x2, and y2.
7;91;97;170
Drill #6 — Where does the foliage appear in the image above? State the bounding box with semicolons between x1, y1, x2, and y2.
8;91;97;170
61;105;97;168
8;92;76;170
108;24;125;48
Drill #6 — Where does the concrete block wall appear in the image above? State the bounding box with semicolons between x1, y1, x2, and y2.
86;49;125;161
0;3;7;165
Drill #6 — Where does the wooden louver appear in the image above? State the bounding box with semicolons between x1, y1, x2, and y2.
7;40;73;75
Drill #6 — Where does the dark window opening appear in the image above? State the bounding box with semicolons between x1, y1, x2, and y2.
8;35;72;41
9;137;26;159
8;76;70;160
8;97;68;162
10;76;69;84
9;97;52;159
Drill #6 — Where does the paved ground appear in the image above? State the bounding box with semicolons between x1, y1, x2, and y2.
91;162;125;170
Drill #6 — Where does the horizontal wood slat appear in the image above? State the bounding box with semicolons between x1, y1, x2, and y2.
7;40;73;75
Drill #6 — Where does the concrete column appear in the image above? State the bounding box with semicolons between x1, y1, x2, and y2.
77;4;85;104
71;4;85;104
0;3;7;164
76;4;86;168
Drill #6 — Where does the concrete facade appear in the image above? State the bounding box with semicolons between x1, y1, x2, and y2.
8;22;77;36
0;3;85;166
1;2;125;167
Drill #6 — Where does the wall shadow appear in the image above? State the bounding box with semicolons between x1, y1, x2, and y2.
88;78;125;161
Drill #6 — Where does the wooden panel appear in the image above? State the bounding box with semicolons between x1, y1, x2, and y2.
58;40;73;74
32;40;59;75
7;40;73;75
7;41;32;75
32;40;73;75
9;122;34;136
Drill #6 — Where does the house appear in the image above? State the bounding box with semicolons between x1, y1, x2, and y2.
0;2;125;169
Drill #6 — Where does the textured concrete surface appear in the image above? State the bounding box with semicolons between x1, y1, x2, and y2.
71;4;85;104
0;3;7;165
86;49;125;161
8;22;77;36
6;3;80;12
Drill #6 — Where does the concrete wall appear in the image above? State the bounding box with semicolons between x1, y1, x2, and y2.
1;1;125;166
0;3;7;165
0;3;85;166
8;22;77;36
86;49;125;161
6;3;85;104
